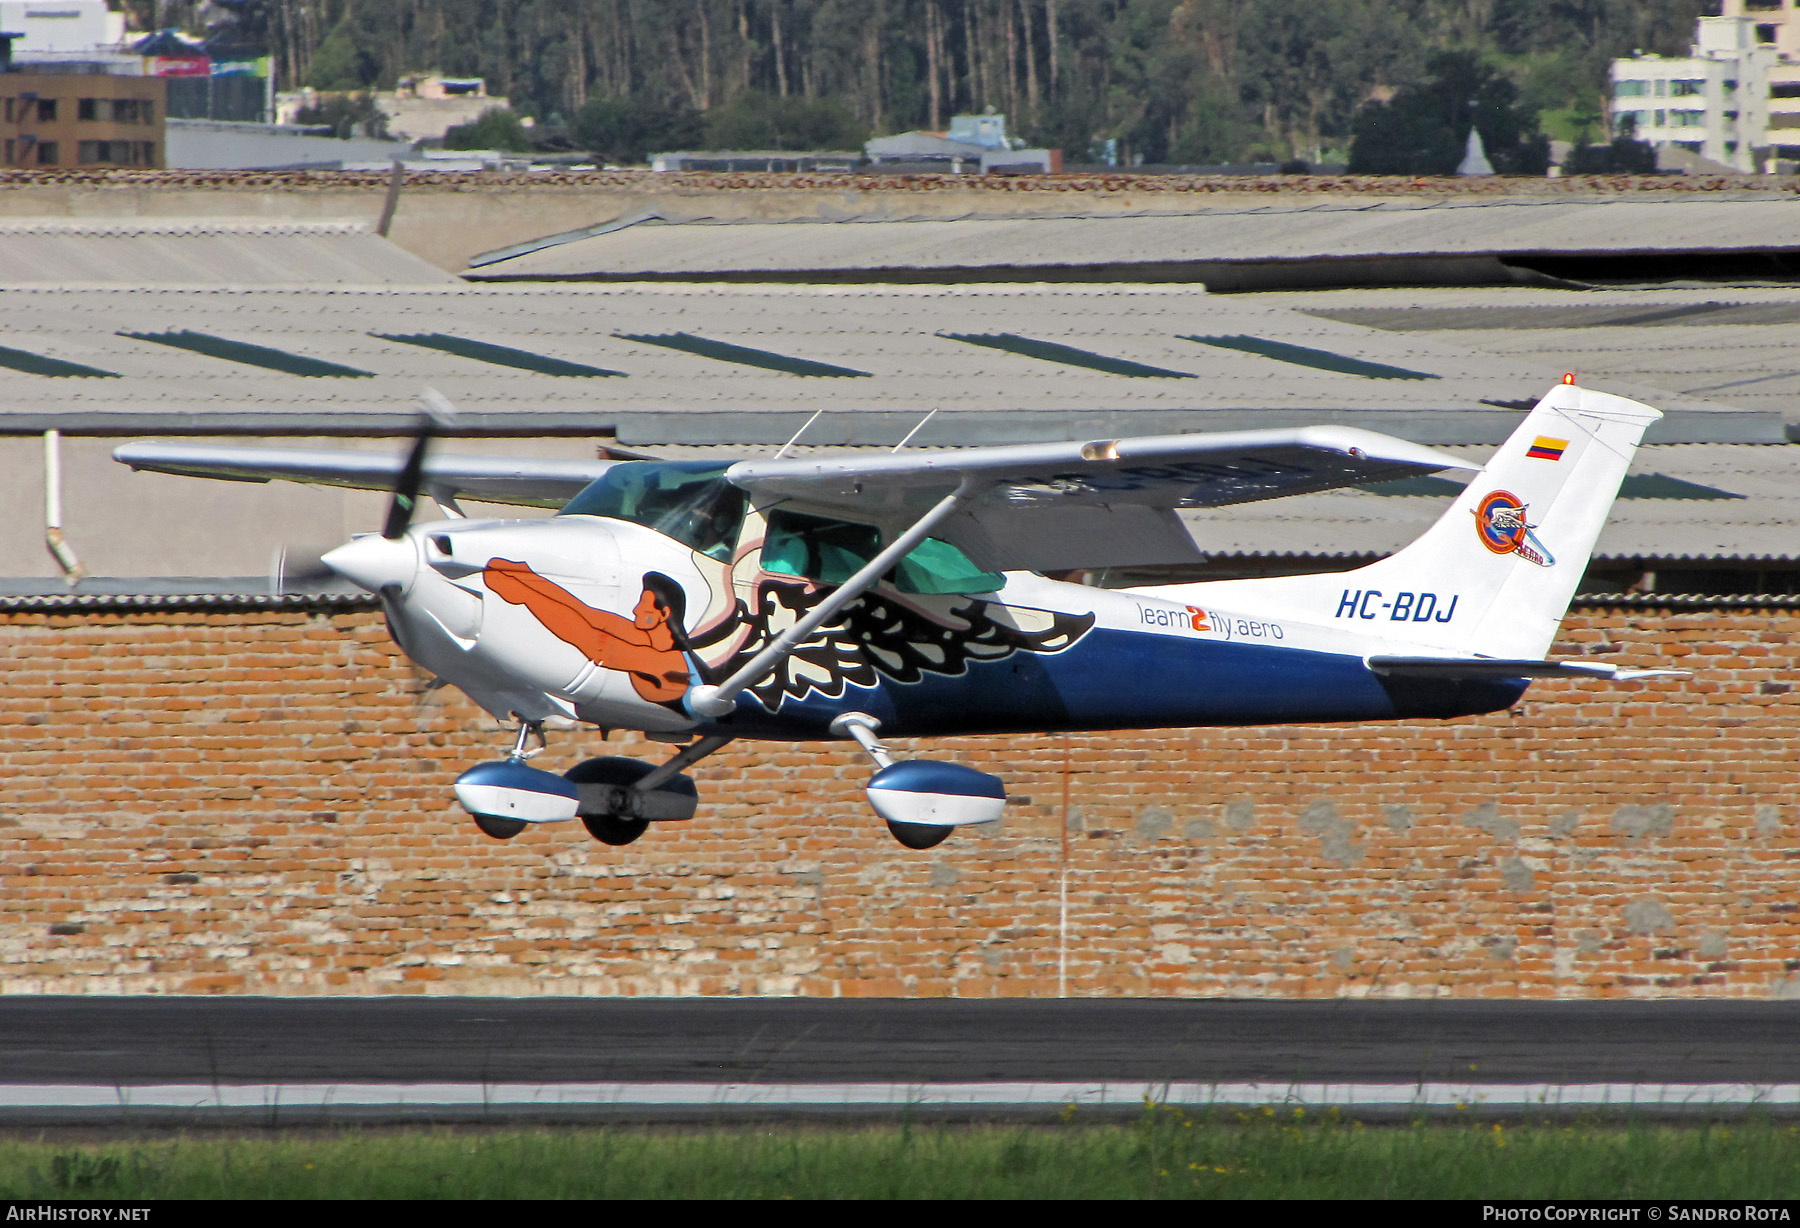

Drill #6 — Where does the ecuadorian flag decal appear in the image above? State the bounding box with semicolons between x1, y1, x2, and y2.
1526;436;1568;461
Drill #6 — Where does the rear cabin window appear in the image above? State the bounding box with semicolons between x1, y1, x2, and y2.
558;462;747;562
762;509;1003;595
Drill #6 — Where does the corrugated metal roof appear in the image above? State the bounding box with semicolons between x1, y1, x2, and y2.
0;282;1771;442
0;220;454;286
1177;444;1800;562
1269;285;1800;423
466;199;1800;281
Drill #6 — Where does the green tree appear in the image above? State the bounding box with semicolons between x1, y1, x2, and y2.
1348;49;1549;175
702;94;869;150
1564;135;1656;174
570;97;705;163
294;91;386;139
443;106;533;151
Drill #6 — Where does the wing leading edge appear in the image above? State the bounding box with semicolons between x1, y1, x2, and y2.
113;442;614;509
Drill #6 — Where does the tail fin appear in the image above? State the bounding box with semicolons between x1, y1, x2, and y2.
1343;382;1659;658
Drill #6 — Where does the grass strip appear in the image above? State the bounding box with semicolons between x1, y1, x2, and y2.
4;1108;1800;1199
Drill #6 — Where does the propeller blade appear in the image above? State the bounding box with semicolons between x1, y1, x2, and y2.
382;390;456;540
270;545;339;596
383;423;434;540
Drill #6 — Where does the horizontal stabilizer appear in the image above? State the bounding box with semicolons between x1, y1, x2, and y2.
1366;655;1686;682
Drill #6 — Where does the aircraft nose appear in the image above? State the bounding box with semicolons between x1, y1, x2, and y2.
322;533;419;594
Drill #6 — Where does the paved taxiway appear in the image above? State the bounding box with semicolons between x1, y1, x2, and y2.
0;997;1795;1124
1;997;1794;1085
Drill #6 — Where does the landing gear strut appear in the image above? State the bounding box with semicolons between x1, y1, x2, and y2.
465;718;549;841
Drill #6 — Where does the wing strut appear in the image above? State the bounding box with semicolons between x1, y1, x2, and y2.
686;475;986;718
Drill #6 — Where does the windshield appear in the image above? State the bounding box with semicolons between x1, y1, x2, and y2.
559;462;747;561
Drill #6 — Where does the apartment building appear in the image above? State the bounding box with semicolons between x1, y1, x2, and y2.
1611;16;1771;172
1719;0;1800;158
0;71;165;169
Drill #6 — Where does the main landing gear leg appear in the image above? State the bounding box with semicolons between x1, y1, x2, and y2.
510;717;546;761
831;713;1009;851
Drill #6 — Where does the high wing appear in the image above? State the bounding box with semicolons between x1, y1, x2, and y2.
113;442;614;509
724;426;1479;571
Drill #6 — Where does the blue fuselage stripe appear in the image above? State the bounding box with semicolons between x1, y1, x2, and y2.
716;628;1527;739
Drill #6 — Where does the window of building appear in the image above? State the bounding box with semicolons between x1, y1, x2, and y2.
35;141;57;166
1725;79;1739;93
1773;82;1800;98
1671;110;1707;127
1759;23;1779;42
78;140;143;164
1;98;11;123
1655;109;1667;126
1671;79;1706;96
1655;79;1669;96
35;98;56;122
77;98;97;121
1747;0;1783;10
1615;80;1650;97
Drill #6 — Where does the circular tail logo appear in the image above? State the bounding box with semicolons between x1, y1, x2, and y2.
1473;490;1555;567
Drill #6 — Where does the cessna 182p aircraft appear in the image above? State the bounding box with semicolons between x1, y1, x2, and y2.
115;379;1676;850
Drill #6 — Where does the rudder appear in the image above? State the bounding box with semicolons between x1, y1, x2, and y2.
1344;382;1660;658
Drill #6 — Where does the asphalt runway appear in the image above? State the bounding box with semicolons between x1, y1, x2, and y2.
3;997;1797;1122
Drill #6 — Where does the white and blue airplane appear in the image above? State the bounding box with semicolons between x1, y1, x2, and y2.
115;380;1677;849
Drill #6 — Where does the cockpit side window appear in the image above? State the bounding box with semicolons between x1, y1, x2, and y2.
558;462;748;562
762;509;1002;595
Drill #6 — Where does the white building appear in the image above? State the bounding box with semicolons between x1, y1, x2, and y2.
0;0;123;60
1611;17;1772;173
1718;0;1800;160
276;76;510;145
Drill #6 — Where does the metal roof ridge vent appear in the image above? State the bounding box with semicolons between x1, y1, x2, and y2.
1183;335;1439;381
941;332;1196;379
0;344;116;379
372;332;625;378
614;331;870;378
118;330;375;378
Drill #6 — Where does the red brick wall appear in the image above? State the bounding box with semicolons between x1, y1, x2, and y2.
1;603;1794;998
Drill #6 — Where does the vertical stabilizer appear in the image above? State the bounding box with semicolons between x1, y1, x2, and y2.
1337;382;1659;658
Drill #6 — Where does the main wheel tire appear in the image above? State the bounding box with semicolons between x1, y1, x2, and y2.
565;756;696;846
887;820;953;850
582;813;650;846
472;813;528;840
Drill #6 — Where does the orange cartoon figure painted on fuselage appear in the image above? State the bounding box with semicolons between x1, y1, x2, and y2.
484;558;694;705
